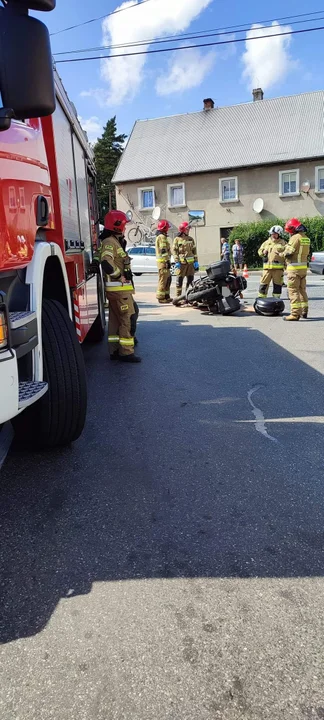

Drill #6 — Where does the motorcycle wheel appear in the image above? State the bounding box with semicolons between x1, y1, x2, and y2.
187;287;218;303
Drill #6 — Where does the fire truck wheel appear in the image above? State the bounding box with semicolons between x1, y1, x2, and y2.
13;299;87;449
86;274;106;342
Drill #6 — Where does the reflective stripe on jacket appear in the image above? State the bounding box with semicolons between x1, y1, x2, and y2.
282;233;310;274
156;233;171;263
98;233;134;293
258;238;286;269
173;234;198;264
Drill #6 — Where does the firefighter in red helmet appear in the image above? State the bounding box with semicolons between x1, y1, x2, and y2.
277;218;310;321
155;219;172;304
173;222;199;299
91;210;141;362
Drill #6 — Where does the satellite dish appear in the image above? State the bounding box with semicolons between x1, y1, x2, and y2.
126;210;133;222
152;206;161;221
253;197;264;214
301;180;310;194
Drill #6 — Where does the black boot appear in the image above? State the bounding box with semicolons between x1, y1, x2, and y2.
119;354;142;363
110;351;119;360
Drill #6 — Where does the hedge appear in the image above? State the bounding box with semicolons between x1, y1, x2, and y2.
228;217;324;267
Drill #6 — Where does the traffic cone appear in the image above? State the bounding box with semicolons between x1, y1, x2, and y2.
243;264;249;280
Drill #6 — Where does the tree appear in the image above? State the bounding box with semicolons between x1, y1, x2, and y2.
93;117;127;220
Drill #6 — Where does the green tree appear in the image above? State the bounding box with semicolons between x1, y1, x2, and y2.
93;117;127;220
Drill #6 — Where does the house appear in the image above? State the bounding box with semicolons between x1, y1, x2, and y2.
113;90;324;265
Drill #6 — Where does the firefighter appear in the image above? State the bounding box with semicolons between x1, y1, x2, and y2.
156;219;172;304
91;210;141;362
257;225;286;299
173;222;199;298
279;218;310;321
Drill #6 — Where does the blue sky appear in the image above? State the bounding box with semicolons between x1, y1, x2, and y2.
37;0;324;142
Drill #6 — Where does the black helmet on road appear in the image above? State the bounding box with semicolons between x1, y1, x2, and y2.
254;297;285;316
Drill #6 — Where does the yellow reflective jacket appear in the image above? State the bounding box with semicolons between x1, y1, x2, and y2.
173;234;198;264
95;234;134;293
258;238;286;270
156;233;171;268
281;233;310;274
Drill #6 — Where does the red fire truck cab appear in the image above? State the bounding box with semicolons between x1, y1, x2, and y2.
0;1;105;448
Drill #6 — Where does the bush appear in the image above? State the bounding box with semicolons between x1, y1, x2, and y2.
229;216;324;267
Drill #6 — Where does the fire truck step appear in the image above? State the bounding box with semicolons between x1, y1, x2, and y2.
18;381;48;410
10;311;37;330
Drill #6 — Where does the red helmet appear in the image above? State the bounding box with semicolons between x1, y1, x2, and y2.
284;218;304;235
179;221;189;234
157;219;170;232
104;210;129;234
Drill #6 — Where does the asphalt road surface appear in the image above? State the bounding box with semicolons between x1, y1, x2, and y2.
1;273;324;720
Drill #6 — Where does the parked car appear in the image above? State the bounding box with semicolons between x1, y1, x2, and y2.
310;252;324;275
128;245;175;275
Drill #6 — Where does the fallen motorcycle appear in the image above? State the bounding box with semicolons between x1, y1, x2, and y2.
172;260;247;315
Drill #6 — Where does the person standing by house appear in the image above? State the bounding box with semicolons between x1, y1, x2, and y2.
173;221;199;298
221;237;230;263
257;225;286;299
156;220;172;304
232;239;244;270
279;218;310;321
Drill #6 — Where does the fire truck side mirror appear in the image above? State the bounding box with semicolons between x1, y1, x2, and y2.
0;11;55;121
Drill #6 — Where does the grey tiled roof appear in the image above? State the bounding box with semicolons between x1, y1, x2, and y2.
113;90;324;183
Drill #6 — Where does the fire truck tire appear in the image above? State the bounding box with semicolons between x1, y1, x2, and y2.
86;274;106;342
13;300;87;449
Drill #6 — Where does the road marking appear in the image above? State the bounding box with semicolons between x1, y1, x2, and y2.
239;415;324;424
247;385;278;443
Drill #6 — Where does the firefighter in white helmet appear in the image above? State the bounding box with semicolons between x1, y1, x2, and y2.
257;225;286;299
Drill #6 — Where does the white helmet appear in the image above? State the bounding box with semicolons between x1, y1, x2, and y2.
269;225;284;237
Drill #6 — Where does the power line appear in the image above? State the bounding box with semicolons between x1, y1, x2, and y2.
50;0;154;37
55;23;324;63
53;10;324;56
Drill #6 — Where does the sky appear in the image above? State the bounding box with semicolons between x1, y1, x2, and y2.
36;0;324;143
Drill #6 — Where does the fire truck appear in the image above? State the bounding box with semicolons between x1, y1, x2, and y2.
0;0;105;449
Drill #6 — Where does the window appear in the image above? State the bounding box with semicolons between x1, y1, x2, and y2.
315;166;324;193
138;186;155;210
167;182;186;208
219;177;238;203
279;169;300;196
145;247;156;255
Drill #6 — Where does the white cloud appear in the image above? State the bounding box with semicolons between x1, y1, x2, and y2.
242;21;293;92
78;115;102;142
85;0;213;106
156;47;215;96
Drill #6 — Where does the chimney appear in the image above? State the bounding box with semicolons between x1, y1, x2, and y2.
203;97;215;111
252;88;264;101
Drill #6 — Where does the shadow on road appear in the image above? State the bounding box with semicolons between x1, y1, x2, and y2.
1;313;324;643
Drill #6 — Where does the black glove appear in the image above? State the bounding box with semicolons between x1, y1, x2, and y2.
124;267;133;282
89;259;100;274
166;261;171;270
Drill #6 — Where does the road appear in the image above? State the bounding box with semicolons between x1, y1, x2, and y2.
1;273;324;720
